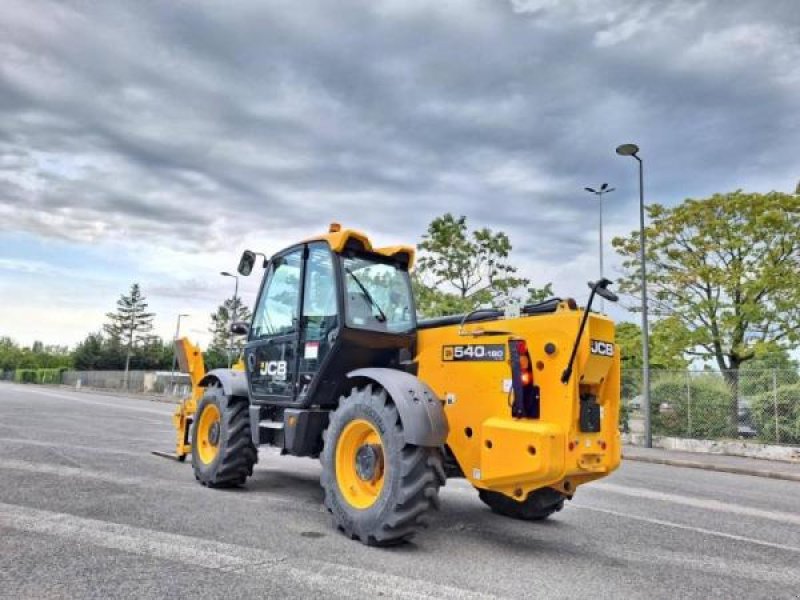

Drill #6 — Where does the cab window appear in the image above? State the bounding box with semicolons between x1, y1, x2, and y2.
342;255;415;333
251;250;302;338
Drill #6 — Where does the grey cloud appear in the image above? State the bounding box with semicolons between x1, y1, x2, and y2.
0;0;798;284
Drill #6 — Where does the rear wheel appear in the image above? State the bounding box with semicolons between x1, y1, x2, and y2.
478;487;565;521
191;385;257;488
320;385;445;546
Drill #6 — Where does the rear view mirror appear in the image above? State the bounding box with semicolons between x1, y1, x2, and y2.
238;250;256;276
230;321;250;336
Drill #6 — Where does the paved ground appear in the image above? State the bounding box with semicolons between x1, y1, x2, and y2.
1;383;798;599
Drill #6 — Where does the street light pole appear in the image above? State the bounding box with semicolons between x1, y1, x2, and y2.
169;313;189;396
584;183;615;312
221;271;239;368
616;143;652;448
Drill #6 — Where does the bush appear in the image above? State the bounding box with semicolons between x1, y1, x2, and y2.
14;368;67;384
650;372;732;439
751;383;800;445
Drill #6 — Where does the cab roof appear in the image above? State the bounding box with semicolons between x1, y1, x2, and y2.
302;223;415;269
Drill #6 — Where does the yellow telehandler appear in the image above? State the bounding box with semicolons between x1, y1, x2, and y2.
167;224;621;545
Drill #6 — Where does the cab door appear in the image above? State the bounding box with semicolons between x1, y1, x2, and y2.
245;248;303;402
296;243;340;401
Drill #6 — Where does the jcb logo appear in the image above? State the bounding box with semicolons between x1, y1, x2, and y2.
590;340;614;357
260;360;287;381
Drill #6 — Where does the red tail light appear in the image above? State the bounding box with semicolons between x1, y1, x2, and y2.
510;339;539;418
514;340;533;387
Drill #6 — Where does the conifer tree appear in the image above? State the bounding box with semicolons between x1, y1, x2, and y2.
104;283;155;386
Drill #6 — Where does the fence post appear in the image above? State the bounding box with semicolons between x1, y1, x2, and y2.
773;369;780;444
685;371;692;438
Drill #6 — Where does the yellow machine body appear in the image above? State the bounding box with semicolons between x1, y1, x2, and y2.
170;226;621;505
416;304;621;500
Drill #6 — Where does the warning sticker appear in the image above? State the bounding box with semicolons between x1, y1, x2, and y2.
304;341;319;360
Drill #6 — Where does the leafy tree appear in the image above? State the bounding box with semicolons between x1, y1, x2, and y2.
739;344;799;397
72;333;106;370
613;190;800;433
103;283;155;385
414;214;551;317
0;337;22;372
0;337;72;373
209;296;252;364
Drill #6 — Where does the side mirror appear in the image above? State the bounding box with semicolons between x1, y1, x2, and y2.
230;321;250;336
587;278;619;303
238;250;256;276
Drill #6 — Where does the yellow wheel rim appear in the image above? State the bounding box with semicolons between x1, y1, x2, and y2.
335;419;385;509
196;403;221;465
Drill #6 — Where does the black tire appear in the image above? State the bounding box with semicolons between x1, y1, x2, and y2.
320;384;446;546
191;385;257;488
478;487;565;521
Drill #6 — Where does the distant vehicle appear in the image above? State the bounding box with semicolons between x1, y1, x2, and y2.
738;397;757;439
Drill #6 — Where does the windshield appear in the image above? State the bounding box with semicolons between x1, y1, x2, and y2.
342;254;415;333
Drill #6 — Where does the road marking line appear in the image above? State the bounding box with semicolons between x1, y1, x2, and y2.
0;501;496;599
3;385;173;416
0;458;148;485
0;437;146;458
591;481;800;526
574;505;800;554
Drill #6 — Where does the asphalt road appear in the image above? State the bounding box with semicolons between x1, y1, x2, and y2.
1;383;798;599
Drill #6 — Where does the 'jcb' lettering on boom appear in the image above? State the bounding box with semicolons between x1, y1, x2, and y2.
590;340;614;357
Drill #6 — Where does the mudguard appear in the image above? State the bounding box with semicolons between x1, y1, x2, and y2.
347;368;448;447
198;368;249;398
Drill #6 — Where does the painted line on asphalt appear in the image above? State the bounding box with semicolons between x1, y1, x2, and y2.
0;457;149;486
2;385;173;416
591;481;800;526
574;505;800;554
0;501;496;599
0;437;148;458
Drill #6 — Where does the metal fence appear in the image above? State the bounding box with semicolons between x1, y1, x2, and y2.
621;369;800;446
2;369;193;396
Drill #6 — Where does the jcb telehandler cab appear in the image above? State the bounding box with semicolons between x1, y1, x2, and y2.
178;224;622;545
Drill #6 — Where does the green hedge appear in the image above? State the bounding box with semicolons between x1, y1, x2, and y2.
650;373;732;439
751;383;800;445
14;368;66;384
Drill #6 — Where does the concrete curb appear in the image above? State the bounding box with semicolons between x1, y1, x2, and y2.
623;453;800;483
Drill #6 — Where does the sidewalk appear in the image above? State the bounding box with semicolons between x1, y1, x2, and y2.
623;445;800;483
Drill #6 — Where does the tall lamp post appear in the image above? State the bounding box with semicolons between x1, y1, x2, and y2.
221;271;239;368
615;143;652;448
584;183;615;312
169;313;189;395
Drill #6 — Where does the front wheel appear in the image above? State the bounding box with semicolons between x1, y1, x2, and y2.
320;385;445;546
478;487;565;521
191;385;257;488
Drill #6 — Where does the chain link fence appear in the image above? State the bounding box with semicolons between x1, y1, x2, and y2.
621;369;800;446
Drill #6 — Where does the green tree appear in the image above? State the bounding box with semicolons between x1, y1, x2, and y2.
0;337;22;372
72;333;106;370
740;344;799;397
103;283;155;385
613;190;800;433
208;296;252;364
414;213;551;317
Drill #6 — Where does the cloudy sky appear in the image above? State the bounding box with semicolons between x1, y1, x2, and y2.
1;0;798;348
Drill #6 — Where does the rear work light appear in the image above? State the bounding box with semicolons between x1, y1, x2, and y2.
509;339;540;419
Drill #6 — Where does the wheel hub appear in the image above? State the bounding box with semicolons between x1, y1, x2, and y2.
209;422;220;446
355;444;383;482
